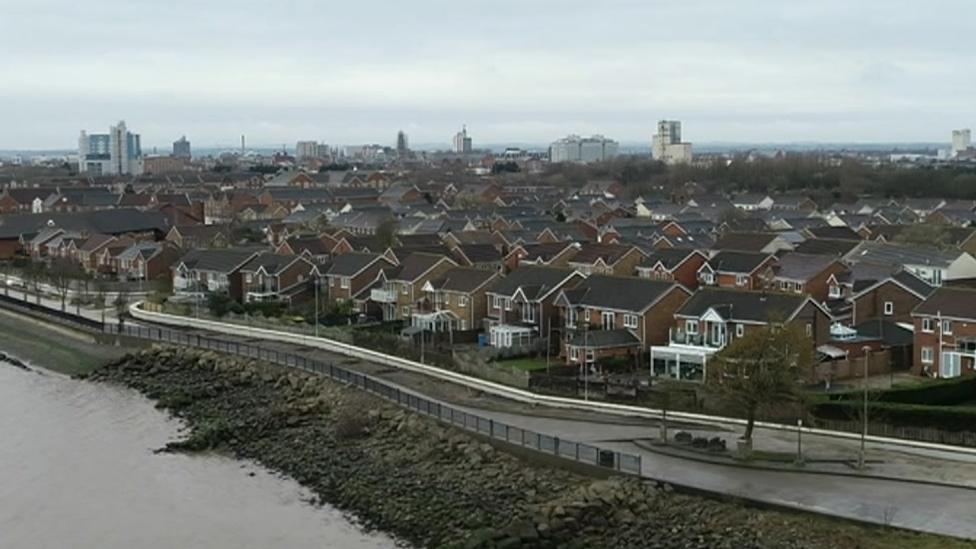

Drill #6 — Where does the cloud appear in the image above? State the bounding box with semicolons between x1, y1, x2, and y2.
0;0;973;148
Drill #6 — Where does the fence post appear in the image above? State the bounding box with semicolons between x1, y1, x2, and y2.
553;437;559;456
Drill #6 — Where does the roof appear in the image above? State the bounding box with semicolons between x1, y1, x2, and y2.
557;275;685;312
0;209;170;240
707;251;773;274
805;226;861;240
676;287;810;323
176;249;258;273
325;252;388;277
913;286;976;320
238;253;308;275
567;243;641;265
426;267;498;293
487;266;580;300
639;249;701;271
453;243;503;264
712;232;779;252
854;319;914;347
516;242;575;262
389;252;455;282
567;328;641;348
793;238;860;257
846;241;963;269
774;253;840;282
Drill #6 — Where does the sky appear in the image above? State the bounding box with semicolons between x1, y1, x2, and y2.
1;0;973;150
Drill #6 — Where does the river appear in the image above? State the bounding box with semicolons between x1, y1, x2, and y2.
0;359;399;549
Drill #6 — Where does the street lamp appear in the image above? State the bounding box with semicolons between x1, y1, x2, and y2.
314;275;320;339
858;345;871;469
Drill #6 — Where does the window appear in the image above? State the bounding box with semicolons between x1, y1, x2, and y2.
401;305;410;316
400;283;408;295
779;281;789;291
794;282;803;292
933;270;943;286
828;285;841;299
883;301;893;316
244;273;252;283
493;295;503;310
586;349;595;363
736;275;748;287
943;320;953;335
567;308;578;328
805;323;812;337
459;319;468;330
685;320;698;335
458;295;468;307
736;324;744;338
340;277;350;289
700;272;714;285
921;346;934;364
505;298;512;311
522;304;536;323
602;311;615;330
623;314;639;329
569;347;580;362
922;317;933;333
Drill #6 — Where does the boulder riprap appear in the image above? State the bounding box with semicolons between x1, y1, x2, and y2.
89;347;913;549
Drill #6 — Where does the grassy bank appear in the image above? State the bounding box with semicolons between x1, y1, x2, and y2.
0;310;128;375
91;347;975;549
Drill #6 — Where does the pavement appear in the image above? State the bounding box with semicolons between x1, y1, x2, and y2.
7;293;976;540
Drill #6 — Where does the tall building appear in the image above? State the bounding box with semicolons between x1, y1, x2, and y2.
651;120;693;164
173;135;191;159
952;129;972;157
549;135;618;164
452;125;473;153
296;141;321;160
396;130;409;158
78;120;143;176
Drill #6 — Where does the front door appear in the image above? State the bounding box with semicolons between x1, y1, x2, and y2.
710;323;725;346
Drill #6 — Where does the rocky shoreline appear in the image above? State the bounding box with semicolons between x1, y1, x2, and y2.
88;347;957;549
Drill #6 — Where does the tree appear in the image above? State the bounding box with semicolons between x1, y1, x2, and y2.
375;218;399;249
23;261;48;304
709;321;813;452
114;288;130;330
48;258;83;312
892;223;952;250
93;280;109;325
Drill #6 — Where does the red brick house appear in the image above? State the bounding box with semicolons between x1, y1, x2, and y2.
698;251;777;290
484;267;585;349
911;286;976;378
229;253;319;305
636;249;709;289
766;253;848;302
322;252;396;306
851;271;933;325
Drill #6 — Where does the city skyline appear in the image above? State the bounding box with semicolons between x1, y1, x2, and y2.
2;0;974;149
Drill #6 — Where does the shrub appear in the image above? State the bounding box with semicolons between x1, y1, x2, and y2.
812;400;976;432
826;375;976;406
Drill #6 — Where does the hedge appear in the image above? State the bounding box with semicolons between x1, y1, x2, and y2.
812;400;976;433
825;375;976;406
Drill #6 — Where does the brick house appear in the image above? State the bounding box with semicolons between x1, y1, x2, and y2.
172;249;262;296
766;253;848;301
229;253;319;305
322;252;396;306
554;275;691;368
369;253;458;321
115;242;181;281
484;267;585;349
564;243;647;277
911;286;976;378
698;251;777;290
503;242;578;272
412;267;501;332
165;225;229;250
851;271;933;326
650;288;831;381
636;249;708;289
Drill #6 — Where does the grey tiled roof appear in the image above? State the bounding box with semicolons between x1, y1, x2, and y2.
558;275;683;312
676;287;808;322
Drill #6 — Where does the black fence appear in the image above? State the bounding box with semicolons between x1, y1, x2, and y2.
104;322;644;475
0;292;104;332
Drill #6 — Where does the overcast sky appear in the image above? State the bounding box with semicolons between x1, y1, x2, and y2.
1;0;973;150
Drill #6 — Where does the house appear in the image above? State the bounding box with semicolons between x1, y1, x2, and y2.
76;234;122;273
323;252;396;306
564;243;647;276
635;249;708;289
115;242;180;281
844;241;976;286
275;234;340;263
450;243;505;272
851;270;933;325
230;254;319;305
412;267;501;333
770;195;818;212
712;232;793;254
649;288;831;381
554;275;691;367
369;252;458;322
484;267;585;349
503;241;579;271
911;286;976;378
165;225;229;249
172;249;260;295
698;251;777;290
580;180;625;198
732;194;775;211
767;253;848;301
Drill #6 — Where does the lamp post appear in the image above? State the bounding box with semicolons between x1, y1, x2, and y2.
795;419;804;465
314;276;320;339
858;345;871;469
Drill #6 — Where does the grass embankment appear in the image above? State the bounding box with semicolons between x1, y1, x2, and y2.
0;309;127;375
494;357;553;372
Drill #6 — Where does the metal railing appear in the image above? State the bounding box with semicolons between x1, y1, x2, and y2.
103;322;643;476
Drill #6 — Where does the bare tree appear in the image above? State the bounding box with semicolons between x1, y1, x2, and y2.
48;258;82;312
